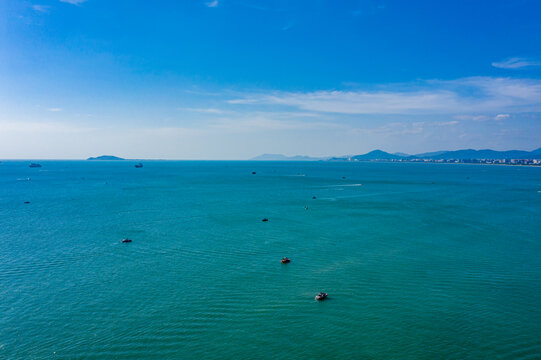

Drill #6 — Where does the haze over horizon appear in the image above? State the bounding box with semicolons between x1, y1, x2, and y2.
2;0;541;159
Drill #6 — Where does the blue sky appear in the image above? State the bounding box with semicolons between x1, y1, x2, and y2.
1;0;541;159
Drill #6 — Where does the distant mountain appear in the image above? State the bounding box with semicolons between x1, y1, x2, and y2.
251;154;326;161
413;150;448;158
353;150;403;160
330;150;402;161
87;155;125;160
328;147;541;161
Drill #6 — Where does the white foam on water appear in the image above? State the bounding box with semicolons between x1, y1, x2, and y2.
326;183;363;187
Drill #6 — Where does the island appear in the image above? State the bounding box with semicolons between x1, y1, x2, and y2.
87;155;125;161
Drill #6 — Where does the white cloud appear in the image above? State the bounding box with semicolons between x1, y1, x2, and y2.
229;90;460;114
3;76;540;159
492;57;541;69
206;0;219;8
209;116;343;132
179;107;226;114
352;122;419;136
436;120;459;126
32;5;50;13
59;0;87;5
454;113;511;122
455;115;490;121
0;121;92;133
228;77;541;115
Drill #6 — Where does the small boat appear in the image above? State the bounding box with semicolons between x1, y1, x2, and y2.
312;196;317;199
315;292;328;301
252;171;256;175
24;201;30;204
135;163;143;168
262;218;269;222
121;238;132;243
29;163;42;168
281;257;290;263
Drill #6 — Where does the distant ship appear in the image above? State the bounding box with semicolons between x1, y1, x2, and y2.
29;163;42;168
134;163;143;168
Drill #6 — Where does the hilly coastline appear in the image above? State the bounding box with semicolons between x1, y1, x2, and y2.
253;147;541;163
331;148;541;161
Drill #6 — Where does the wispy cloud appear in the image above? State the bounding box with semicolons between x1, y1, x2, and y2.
209;116;344;132
47;108;63;112
32;5;50;13
59;0;87;5
179;107;226;114
178;107;320;119
228;77;541;115
0;121;92;133
350;120;457;137
206;0;219;8
455;115;490;121
455;113;511;122
492;57;541;69
282;21;294;31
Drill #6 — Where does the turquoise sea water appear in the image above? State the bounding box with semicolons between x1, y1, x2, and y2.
1;161;541;359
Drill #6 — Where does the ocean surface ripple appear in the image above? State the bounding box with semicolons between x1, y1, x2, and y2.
1;161;540;359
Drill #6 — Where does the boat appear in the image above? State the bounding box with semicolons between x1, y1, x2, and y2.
29;163;42;168
135;163;143;168
262;218;269;222
315;292;328;301
312;196;317;199
252;171;256;175
121;238;132;243
281;257;290;263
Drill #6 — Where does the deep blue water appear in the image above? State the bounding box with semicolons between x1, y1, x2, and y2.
1;161;541;359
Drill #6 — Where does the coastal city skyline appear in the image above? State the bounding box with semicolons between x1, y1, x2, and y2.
2;0;541;159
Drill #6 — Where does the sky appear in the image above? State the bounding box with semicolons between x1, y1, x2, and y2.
1;0;541;159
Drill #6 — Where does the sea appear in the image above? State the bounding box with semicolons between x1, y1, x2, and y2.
1;160;540;359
